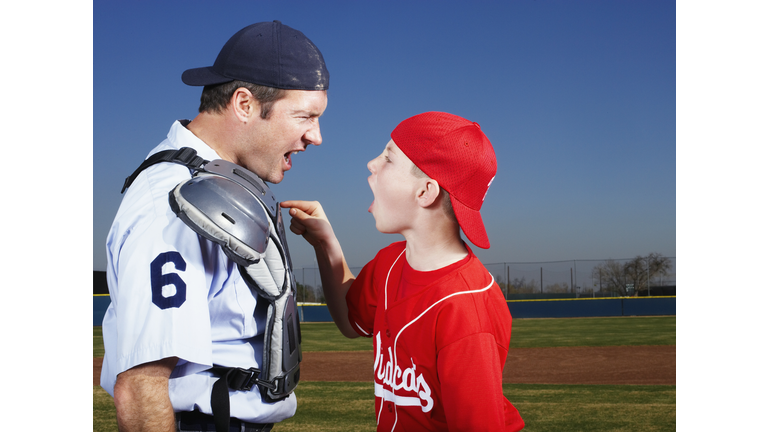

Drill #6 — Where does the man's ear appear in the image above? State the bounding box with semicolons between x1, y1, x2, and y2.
230;87;259;123
417;179;441;209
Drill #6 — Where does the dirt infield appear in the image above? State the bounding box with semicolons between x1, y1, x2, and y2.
93;345;674;386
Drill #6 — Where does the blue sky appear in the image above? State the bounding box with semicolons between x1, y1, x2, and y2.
6;1;766;427
93;0;676;272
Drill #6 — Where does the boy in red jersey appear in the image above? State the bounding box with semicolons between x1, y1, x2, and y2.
282;112;525;431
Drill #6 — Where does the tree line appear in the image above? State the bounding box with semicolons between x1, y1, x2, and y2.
494;253;673;297
591;253;672;296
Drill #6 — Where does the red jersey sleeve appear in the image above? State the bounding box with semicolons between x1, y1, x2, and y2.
437;333;524;431
346;253;379;338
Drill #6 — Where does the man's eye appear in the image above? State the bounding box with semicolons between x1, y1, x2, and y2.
384;156;391;162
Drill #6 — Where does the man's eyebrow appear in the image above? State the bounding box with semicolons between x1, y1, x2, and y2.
385;143;397;154
290;108;323;117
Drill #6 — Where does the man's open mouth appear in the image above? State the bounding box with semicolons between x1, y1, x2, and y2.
284;150;299;164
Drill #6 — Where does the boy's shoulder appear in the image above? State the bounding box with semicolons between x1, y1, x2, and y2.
436;255;492;294
384;240;407;251
373;241;408;261
357;241;407;281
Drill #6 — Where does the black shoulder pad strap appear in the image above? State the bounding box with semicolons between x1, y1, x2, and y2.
121;147;208;193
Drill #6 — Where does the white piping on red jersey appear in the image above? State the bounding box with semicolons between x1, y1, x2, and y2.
352;248;405;336
354;321;371;337
377;248;406;425
384;248;406;310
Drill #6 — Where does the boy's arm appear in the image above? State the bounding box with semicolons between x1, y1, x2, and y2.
281;200;360;338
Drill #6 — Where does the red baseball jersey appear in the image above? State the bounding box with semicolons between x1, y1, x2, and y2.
347;242;525;431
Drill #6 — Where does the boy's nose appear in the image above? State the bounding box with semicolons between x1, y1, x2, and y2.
367;158;376;174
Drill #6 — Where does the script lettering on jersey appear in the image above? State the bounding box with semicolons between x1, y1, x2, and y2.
150;251;187;309
373;332;434;412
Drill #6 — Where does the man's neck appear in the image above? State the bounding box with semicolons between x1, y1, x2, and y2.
185;112;236;163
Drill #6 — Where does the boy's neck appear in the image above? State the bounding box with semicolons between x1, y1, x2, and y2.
403;230;468;272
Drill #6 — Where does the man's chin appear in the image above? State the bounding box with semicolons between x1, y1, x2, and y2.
260;169;285;184
273;171;287;184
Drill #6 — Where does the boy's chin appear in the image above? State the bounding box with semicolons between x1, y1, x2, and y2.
374;221;399;235
371;217;384;232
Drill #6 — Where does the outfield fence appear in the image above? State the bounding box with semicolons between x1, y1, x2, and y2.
93;256;675;325
294;257;676;303
298;295;676;321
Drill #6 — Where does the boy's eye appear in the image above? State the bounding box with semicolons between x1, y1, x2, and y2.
384;156;391;162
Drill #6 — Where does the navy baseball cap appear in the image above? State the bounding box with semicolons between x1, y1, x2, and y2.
182;20;329;91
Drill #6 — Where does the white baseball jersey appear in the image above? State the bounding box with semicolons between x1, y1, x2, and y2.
100;120;296;423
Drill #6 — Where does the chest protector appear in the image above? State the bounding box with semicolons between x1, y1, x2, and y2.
123;147;301;430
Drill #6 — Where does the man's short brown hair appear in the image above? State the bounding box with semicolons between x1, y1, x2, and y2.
198;80;287;119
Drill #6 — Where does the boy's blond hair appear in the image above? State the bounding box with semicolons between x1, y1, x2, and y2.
410;163;458;224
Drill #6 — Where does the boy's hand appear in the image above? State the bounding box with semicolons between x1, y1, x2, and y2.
280;200;335;248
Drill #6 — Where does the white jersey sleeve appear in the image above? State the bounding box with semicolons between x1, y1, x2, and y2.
101;159;215;394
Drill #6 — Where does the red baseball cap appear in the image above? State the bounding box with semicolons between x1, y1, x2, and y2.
391;112;497;249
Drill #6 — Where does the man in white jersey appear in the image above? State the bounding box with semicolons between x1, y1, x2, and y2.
100;21;329;432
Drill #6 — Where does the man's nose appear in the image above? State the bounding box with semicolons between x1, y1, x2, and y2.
304;121;322;146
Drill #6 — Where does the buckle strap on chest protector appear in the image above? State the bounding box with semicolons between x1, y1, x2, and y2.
121;147;207;193
209;366;277;432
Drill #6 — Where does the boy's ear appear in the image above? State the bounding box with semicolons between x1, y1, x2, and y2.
416;179;441;208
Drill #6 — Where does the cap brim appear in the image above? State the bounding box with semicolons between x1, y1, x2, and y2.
450;195;490;249
181;67;235;86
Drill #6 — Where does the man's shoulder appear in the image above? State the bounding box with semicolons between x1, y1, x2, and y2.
140;119;219;163
120;156;190;208
109;122;200;234
121;121;219;202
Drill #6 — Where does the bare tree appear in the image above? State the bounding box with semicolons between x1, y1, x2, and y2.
296;281;326;304
545;282;570;293
592;253;672;296
509;277;540;294
592;259;628;295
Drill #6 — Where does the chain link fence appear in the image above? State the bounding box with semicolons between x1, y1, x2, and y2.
294;256;676;303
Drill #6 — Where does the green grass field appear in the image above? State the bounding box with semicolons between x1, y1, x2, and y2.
272;382;676;432
509;316;676;348
93;316;676;431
